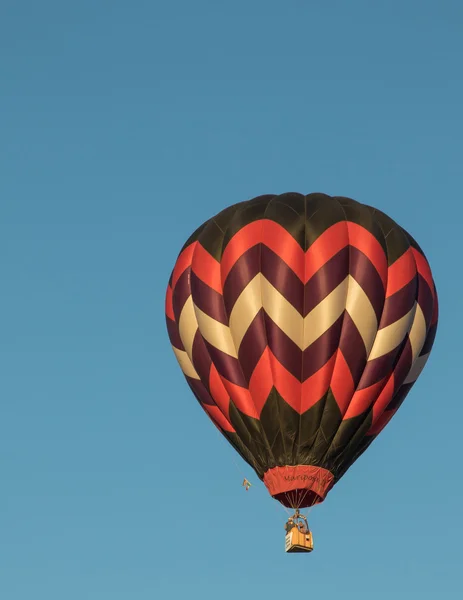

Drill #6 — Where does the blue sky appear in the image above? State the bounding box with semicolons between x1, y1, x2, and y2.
1;1;462;598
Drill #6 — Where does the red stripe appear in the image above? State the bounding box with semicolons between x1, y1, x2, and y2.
347;222;387;287
304;222;349;283
412;249;435;301
367;409;396;435
221;221;264;282
386;249;416;297
221;220;305;283
249;348;273;416
220;220;389;290
371;376;395;422
191;243;222;294
267;351;335;414
269;350;302;412
301;353;337;412
219;376;259;419
344;378;387;420
171;242;196;289
330;349;355;415
203;404;235;432
165;284;175;321
262;220;305;281
209;364;231;419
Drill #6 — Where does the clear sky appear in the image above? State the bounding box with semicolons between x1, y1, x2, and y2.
1;1;462;599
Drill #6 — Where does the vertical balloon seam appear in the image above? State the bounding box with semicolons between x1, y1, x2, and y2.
300;196;347;477
261;195;289;470
297;194;307;473
311;195;355;478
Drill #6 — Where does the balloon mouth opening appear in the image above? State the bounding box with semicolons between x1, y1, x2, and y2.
273;489;323;509
263;465;334;508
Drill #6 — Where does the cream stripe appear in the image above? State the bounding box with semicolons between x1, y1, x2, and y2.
230;275;349;351
178;296;198;358
229;274;263;349
198;273;382;356
345;275;378;355
262;276;304;349
368;304;416;361
403;352;430;385
172;346;200;379
194;304;238;358
303;277;349;349
408;304;427;361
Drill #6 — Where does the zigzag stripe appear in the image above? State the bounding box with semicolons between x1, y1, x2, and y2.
267;311;344;381
222;242;385;322
220;219;387;286
230;274;347;352
169;244;429;417
223;243;348;317
189;270;415;390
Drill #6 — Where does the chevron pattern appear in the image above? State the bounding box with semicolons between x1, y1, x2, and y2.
166;193;438;507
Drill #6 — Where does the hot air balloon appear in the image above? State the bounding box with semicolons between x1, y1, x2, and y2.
165;193;438;552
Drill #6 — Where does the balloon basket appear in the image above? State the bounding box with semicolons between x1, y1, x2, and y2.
285;526;314;553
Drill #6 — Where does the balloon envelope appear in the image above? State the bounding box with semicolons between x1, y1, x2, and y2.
165;193;438;508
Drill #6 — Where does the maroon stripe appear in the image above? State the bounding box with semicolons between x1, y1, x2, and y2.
349;247;385;322
191;331;213;384
172;268;192;323
357;345;404;389
338;312;367;386
387;382;413;411
222;245;261;316
166;316;184;350
421;322;437;355
203;339;248;388
261;245;304;314
263;313;302;380
238;309;268;383
392;337;413;393
380;277;417;329
186;377;215;406
304;247;349;315
303;315;344;380
223;244;306;316
416;274;434;328
190;271;228;325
